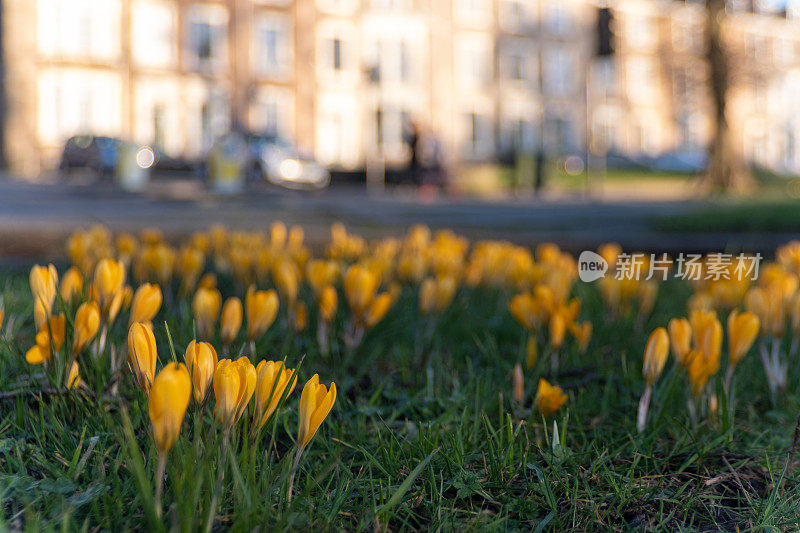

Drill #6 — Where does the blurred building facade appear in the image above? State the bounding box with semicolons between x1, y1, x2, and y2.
2;0;800;176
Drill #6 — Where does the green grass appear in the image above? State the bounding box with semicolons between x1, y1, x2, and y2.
653;199;800;234
2;268;800;530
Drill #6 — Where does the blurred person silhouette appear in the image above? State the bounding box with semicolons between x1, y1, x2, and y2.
403;119;422;186
534;148;547;196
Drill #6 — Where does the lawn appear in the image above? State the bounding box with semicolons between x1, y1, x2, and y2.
2;225;800;530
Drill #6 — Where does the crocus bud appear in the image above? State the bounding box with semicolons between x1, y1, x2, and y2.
179;246;204;291
668;318;692;366
344;265;378;319
30;264;58;329
254;360;297;429
643;327;670;385
307;260;339;294
570;321;592;354
233;357;257;422
297;374;337;449
508;293;539;332
109;285;133;325
513;363;524;404
549;313;566;349
128;322;157;392
25;314;66;364
66;361;82;389
727;310;760;368
192;287;221;340
364;292;392;328
94;258;126;319
270;221;287;250
129;283;162;326
318;286;338;323
72;301;100;354
419;278;436;315
220;297;243;346
60;267;84;303
148;363;191;453
273;258;298;310
535;378;567;417
213;357;256;425
246;287;279;341
185;340;218;404
213;360;241;425
526;337;537;368
294;302;308;332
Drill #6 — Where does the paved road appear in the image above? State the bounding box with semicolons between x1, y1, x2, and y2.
0;174;794;260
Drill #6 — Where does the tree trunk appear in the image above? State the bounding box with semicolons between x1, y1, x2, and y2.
703;0;754;193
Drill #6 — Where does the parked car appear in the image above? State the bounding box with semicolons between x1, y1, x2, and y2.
245;133;330;190
59;135;122;176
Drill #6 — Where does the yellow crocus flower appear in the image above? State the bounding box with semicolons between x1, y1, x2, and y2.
294;302;308;333
535;378;567;417
727;310;760;368
30;264;58;329
185;340;218;404
526;337;537;368
297;374;337;449
72;301;100;354
213;357;256;425
129;283;162;326
508;293;540;332
220;297;243;346
66;361;82;389
318;285;338;324
245;287;279;341
344;265;378;319
642;327;670;385
273;258;298;310
192;287;221;340
148;363;191;453
93;258;125;319
364;292;392;328
549;313;566;349
569;321;592;354
59;266;84;303
667;317;692;367
128;322;157;392
306;260;339;294
25;314;66;364
254;360;297;429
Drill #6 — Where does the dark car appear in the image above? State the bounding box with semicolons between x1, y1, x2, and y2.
59;135;122;176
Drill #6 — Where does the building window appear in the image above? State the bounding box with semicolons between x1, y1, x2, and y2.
37;0;122;61
332;38;343;70
455;0;491;29
254;15;292;78
625;56;657;103
543;46;575;96
187;6;228;72
625;14;657;51
545;3;571;36
132;1;176;68
316;0;358;15
463;111;492;157
501;44;533;84
37;68;123;144
317;22;357;82
500;0;528;32
399;41;412;83
456;35;492;88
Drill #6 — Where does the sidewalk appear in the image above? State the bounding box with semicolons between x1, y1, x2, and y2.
0;174;792;261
